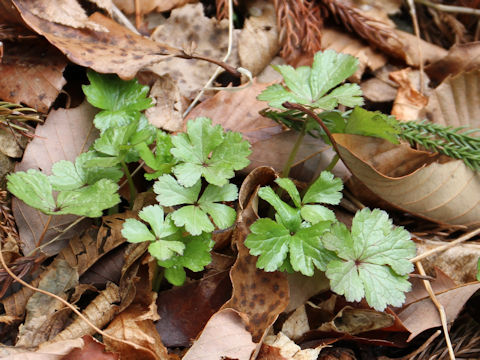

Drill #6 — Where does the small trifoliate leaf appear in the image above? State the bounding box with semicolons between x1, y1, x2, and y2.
93;122;137;157
148;240;185;261
256;83;300;109
171;206;214;235
302;171;343;205
344;107;400;144
55;179;120;217
83;70;152;112
313;83;363;110
7;170;56;213
138;205;177;239
154;174;201;206
171;117;251;187
273;65;312;101
323;208;416;311
121;218;155;243
275;178;301;207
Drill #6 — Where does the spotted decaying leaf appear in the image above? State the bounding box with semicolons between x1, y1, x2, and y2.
222;167;289;343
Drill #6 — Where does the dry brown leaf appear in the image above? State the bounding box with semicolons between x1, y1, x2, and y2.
0;338;84;359
149;3;239;98
155;271;231;347
0;277;40;321
182;308;256;360
113;0;197;14
238;0;280;77
104;303;167;360
11;5;176;79
426;42;480;84
285;271;330;313
13;101;97;256
0;127;28;158
52;283;120;342
144;75;185;132
0;40;67;113
394;30;448;67
261;332;322;360
390;68;428;121
321;27;387;82
222;167;289;344
397;282;480;341
63;335;119;360
404;267;457;306
360;77;397;103
16;259;79;347
415;240;480;284
59;213;132;277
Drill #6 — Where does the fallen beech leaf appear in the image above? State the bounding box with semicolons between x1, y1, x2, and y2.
155;271;232;347
52;283;120;342
261;332;322;360
394;30;447;67
149;3;239;98
11;4;176;79
426;42;480;83
404;267;456;306
285;271;330;313
12;101;97;256
63;335;118;360
0;40;67;113
397;282;480;341
0;338;84;359
360;77;397;103
390;68;428;121
182;308;256;360
16;259;79;347
104;303;167;360
222;167;289;343
238;1;280;77
113;0;197;14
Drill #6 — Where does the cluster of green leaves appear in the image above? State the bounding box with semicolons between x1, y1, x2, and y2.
121;116;251;285
259;49;480;171
245;172;416;311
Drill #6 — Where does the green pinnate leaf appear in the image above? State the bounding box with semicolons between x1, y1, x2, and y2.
313;83;363;110
171;117;251;187
7;170;56;213
275;178;301;207
344;107;400;144
323;208;416;311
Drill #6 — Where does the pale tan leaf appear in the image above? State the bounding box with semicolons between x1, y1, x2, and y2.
360;77;397;103
149;3;239;98
398;282;480;341
52;283;120;341
238;1;280;77
262;332;322;360
12;101;98;256
394;30;448;67
0;338;84;359
390;68;428;121
281;305;310;340
0;127;28;158
285;270;330;313
113;0;197;14
0;277;40;319
16;259;79;347
182;309;256;360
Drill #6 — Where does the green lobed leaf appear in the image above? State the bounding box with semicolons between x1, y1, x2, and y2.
275;178;301;207
258;186;301;232
344;107;400;144
49;160;84;191
121;218;155;243
154;174;201;206
148;240;185;261
171;205;214;235
94;109;140;134
323;208;416;311
164;266;187;286
138;205;177;239
313;83;363;110
302;171;343;205
83;70;153;113
75;151;123;185
477;258;480;281
7;170;56;213
300;204;336;224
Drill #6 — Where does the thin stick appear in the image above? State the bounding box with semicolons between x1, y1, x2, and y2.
407;0;425;94
410;227;480;263
111;3;141;35
0;241;157;357
415;0;480;16
415;261;456;360
183;0;234;117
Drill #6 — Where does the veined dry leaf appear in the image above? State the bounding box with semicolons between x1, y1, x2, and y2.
260;332;322;360
149;3;239;99
182;309;256;360
281;305;310;340
0;277;40;320
155;271;231;347
104;303;168;360
0;338;84;359
390;68;428;121
12;101;97;256
16;259;79;347
10;5;177;80
222;167;289;343
0;40;67;113
63;335;119;360
113;0;197;14
394;30;447;67
397;282;480;341
404;267;457;306
52;282;120;342
238;0;280;77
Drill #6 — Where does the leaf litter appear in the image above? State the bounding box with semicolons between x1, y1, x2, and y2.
2;0;480;359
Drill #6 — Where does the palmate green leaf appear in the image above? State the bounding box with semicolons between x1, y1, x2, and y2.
83;70;152;112
171;117;251;187
154;175;238;235
344;107;400;144
258;50;362;110
323;208;416;311
7;170;56;213
303;171;343;205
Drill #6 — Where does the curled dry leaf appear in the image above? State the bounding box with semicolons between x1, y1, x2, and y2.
260;332;322;360
222;166;289;343
155;271;232;347
149;3;239;98
51;282;121;342
12;101;97;256
238;0;280;77
182;308;256;360
397;282;480;341
0;40;67;113
16;258;79;347
390;68;428;121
